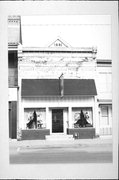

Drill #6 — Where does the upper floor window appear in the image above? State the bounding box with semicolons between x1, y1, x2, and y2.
8;51;17;68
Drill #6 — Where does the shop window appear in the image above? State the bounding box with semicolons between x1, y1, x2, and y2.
72;108;93;128
24;108;46;129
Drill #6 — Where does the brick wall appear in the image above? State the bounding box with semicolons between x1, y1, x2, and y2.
18;54;96;80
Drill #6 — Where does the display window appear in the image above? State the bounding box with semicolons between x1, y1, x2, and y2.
24;108;46;129
72;107;93;128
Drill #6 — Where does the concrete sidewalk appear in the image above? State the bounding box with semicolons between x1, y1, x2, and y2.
9;135;112;149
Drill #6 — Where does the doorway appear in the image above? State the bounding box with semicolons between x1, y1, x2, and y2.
9;101;17;139
52;109;63;133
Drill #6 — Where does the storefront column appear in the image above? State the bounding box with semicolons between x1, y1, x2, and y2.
46;107;50;129
68;107;73;128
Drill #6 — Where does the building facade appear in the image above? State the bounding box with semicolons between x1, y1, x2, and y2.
8;15;21;139
96;59;112;135
8;16;112;140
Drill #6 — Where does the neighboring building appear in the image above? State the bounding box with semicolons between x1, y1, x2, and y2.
96;59;112;135
8;15;21;139
8;16;112;140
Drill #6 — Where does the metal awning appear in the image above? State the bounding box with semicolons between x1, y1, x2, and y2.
21;79;97;97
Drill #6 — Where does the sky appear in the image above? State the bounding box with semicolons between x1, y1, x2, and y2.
21;15;111;59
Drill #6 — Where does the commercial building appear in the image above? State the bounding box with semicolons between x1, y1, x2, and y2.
8;16;112;140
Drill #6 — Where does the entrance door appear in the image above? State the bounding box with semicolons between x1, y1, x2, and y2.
9;101;17;139
52;109;63;133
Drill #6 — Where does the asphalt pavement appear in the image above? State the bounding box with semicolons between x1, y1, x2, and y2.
9;136;112;164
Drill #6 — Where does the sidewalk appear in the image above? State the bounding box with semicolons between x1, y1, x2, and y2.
9;135;112;149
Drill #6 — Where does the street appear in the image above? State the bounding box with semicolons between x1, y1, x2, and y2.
9;137;112;164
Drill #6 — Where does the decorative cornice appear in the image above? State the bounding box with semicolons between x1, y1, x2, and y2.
20;46;97;54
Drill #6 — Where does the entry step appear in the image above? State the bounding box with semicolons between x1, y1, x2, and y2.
46;134;74;141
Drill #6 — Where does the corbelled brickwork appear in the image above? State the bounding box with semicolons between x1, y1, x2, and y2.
18;46;97;80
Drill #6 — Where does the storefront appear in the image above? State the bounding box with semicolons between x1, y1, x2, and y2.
19;79;97;140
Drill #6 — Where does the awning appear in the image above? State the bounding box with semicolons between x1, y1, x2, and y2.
21;79;97;97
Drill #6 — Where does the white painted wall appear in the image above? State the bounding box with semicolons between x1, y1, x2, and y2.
22;96;94;108
96;66;112;101
20;96;95;132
